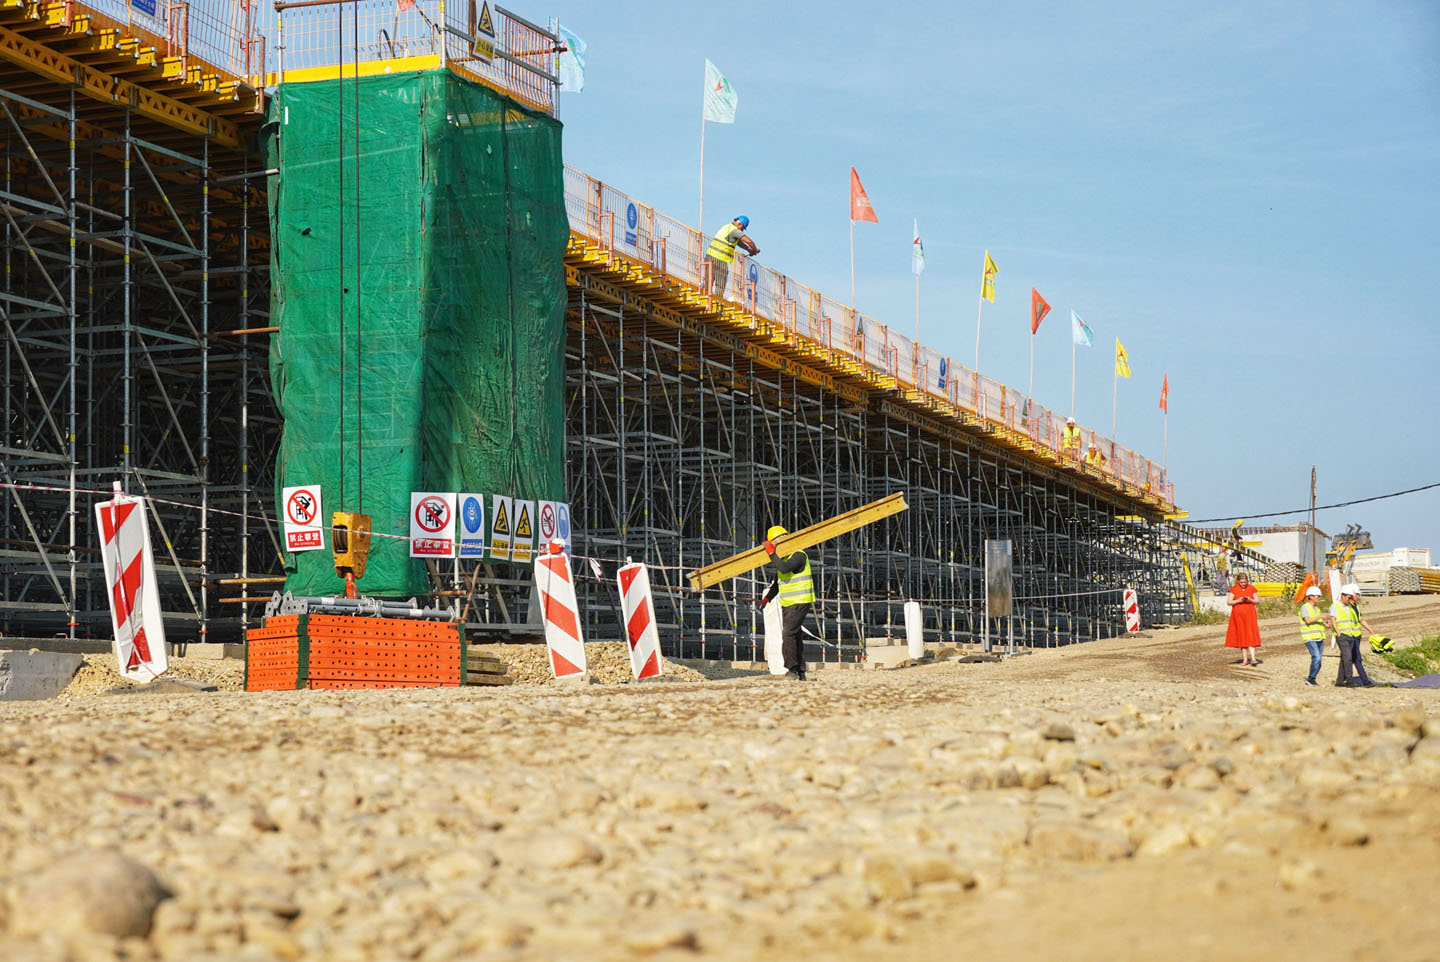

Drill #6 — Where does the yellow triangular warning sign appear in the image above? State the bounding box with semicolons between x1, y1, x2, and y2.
516;503;532;538
476;0;495;37
493;501;510;534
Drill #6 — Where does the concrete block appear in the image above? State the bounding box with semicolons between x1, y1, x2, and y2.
0;649;84;701
865;644;911;669
181;643;246;660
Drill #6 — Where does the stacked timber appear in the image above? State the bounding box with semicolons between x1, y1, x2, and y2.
1263;561;1305;583
466;652;514;686
1387;567;1440;594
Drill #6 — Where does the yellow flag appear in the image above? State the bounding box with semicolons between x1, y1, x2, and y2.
1115;338;1132;378
980;251;997;302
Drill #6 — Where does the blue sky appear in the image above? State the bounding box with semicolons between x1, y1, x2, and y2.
546;0;1440;557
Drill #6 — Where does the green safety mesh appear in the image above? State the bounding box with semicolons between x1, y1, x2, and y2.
264;69;568;597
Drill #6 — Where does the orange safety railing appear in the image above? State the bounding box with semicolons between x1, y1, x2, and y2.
66;0;265;89
563;164;1176;510
273;0;557;115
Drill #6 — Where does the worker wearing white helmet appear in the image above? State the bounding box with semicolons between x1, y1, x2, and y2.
1326;583;1375;688
1298;585;1327;686
1060;416;1080;455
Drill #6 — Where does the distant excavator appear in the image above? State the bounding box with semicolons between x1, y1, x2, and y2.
1327;523;1373;583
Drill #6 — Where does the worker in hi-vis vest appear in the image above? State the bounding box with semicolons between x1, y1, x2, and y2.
705;215;759;298
758;524;813;681
1061;416;1081;455
1327;583;1375;688
1298;585;1327;686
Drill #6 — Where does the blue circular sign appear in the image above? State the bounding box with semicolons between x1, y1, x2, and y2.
747;261;759;284
626;202;638;230
557;503;571;542
462;496;482;534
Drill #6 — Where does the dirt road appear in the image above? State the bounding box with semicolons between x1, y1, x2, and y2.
2;596;1438;962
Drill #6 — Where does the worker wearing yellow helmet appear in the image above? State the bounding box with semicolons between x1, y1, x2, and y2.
759;524;814;681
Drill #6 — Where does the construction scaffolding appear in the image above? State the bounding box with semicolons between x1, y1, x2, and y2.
1;0;1195;654
0;0;273;642
563;271;1191;662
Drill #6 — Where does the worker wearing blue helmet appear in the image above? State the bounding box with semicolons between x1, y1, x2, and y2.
705;214;759;298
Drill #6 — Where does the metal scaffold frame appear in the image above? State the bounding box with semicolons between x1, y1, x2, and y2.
0;81;276;643
563;275;1192;662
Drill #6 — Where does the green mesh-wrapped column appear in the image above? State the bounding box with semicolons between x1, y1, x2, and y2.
264;70;568;596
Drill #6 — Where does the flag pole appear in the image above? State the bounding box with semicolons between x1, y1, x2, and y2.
974;296;983;373
1111;363;1118;446
913;272;920;383
1070;336;1076;418
849;217;856;309
1027;331;1035;403
698;116;706;233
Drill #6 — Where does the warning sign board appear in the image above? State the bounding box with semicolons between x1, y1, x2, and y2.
556;501;573;549
409;492;457;558
489;494;513;562
282;485;325;552
512;499;536;564
472;0;496;63
537;500;558;544
458;493;487;558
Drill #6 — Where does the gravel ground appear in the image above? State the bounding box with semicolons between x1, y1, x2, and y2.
7;596;1439;962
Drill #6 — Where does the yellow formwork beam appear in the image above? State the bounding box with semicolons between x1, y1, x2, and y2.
687;492;908;592
0;24;242;148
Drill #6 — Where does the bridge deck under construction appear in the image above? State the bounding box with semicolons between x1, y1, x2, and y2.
0;0;1191;656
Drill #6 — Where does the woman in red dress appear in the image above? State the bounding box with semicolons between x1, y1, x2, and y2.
1225;570;1262;665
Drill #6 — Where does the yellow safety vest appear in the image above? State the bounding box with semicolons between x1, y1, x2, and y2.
707;224;741;263
1333;602;1361;637
1298;602;1325;643
1061;425;1080;450
778;554;815;606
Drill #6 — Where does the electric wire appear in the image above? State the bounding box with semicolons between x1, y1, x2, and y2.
1188;480;1440;525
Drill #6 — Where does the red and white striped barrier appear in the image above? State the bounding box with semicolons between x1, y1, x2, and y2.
535;540;586;678
95;484;168;682
617;561;663;680
1123;588;1140;633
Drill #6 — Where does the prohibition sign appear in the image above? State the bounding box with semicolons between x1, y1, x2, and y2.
539;502;557;540
286;489;318;526
415;496;451;533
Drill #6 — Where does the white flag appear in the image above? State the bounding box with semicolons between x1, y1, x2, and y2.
911;219;925;276
702;59;737;124
556;23;586;93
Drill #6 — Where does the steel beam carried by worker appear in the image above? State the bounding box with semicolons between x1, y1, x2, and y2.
687;492;908;592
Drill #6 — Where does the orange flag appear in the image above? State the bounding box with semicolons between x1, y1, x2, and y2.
1160;373;1169;411
849;167;877;223
1030;288;1051;334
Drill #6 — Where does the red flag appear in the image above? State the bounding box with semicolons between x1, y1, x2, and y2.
1030;288;1051;334
849;167;877;223
398;0;415;10
1159;373;1169;412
